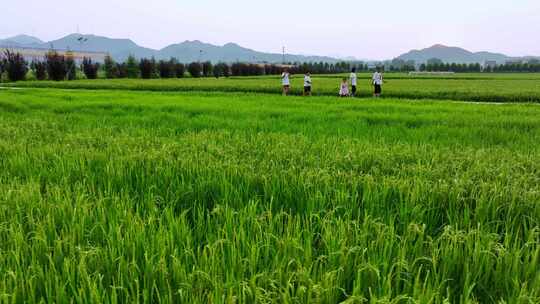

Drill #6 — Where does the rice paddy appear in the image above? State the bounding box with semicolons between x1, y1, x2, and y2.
4;73;540;103
0;77;539;303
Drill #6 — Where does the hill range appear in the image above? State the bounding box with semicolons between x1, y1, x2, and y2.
0;34;338;63
395;44;538;64
1;34;538;64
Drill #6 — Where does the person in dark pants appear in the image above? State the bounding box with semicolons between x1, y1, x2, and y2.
350;67;357;97
303;72;312;96
281;69;291;96
372;67;384;97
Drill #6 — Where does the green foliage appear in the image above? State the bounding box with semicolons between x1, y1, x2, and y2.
126;55;139;78
65;55;77;80
45;51;67;81
202;61;213;77
213;62;224;78
139;57;156;79
0;57;6;80
158;59;174;78
3;50;28;81
115;62;128;78
219;62;230;77
231;62;264;76
103;55;117;79
174;61;185;78
82;57;99;79
0;89;539;303
7;74;540;103
30;60;47;80
427;58;444;65
0;57;5;71
212;63;230;78
492;62;540;72
187;62;202;78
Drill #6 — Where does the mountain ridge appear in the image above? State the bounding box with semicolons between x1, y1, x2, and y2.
2;34;538;64
396;44;515;64
0;33;340;63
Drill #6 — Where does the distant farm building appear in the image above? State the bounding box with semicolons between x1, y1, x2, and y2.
0;46;108;63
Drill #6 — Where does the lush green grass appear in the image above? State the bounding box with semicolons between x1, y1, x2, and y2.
4;73;540;103
1;88;539;303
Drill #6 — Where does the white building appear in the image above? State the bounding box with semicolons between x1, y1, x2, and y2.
0;46;108;63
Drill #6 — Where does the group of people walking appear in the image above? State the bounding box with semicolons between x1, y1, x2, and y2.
281;68;384;97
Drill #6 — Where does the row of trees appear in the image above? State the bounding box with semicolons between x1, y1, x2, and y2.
4;50;540;82
99;56;370;79
486;61;540;73
0;50;81;82
418;62;540;73
419;62;483;73
0;50;28;81
100;56;229;79
1;50;375;82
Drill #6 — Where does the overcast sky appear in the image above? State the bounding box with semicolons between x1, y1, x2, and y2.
3;0;540;60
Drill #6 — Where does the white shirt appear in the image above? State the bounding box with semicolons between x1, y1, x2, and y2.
304;75;312;87
350;73;357;86
281;72;290;86
372;72;383;85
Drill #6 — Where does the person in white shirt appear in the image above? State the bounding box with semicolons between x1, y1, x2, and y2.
303;72;312;96
281;69;291;96
350;67;357;97
372;67;384;97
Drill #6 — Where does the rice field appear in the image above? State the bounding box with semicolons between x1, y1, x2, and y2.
0;81;540;303
4;73;540;103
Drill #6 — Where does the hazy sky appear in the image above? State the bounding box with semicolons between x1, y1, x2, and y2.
3;0;540;60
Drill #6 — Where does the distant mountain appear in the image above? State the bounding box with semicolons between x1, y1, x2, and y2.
5;34;537;64
396;44;511;64
0;33;340;63
0;34;44;48
46;34;156;60
157;40;338;63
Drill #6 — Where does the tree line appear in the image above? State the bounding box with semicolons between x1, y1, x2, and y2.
485;61;540;73
419;62;483;73
3;50;540;82
0;50;372;82
417;62;540;73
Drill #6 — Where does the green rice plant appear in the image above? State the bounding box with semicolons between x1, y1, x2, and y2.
3;73;540;103
0;89;539;303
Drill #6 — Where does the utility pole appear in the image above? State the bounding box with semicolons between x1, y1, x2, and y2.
282;46;285;64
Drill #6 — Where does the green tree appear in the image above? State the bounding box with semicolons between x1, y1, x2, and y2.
427;58;443;66
81;58;98;79
3;50;28;82
126;55;139;78
115;63;128;78
139;58;156;79
31;60;47;80
187;62;202;78
103;55;117;79
65;54;76;80
45;51;67;81
174;61;185;78
202;61;213;77
158;60;173;78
